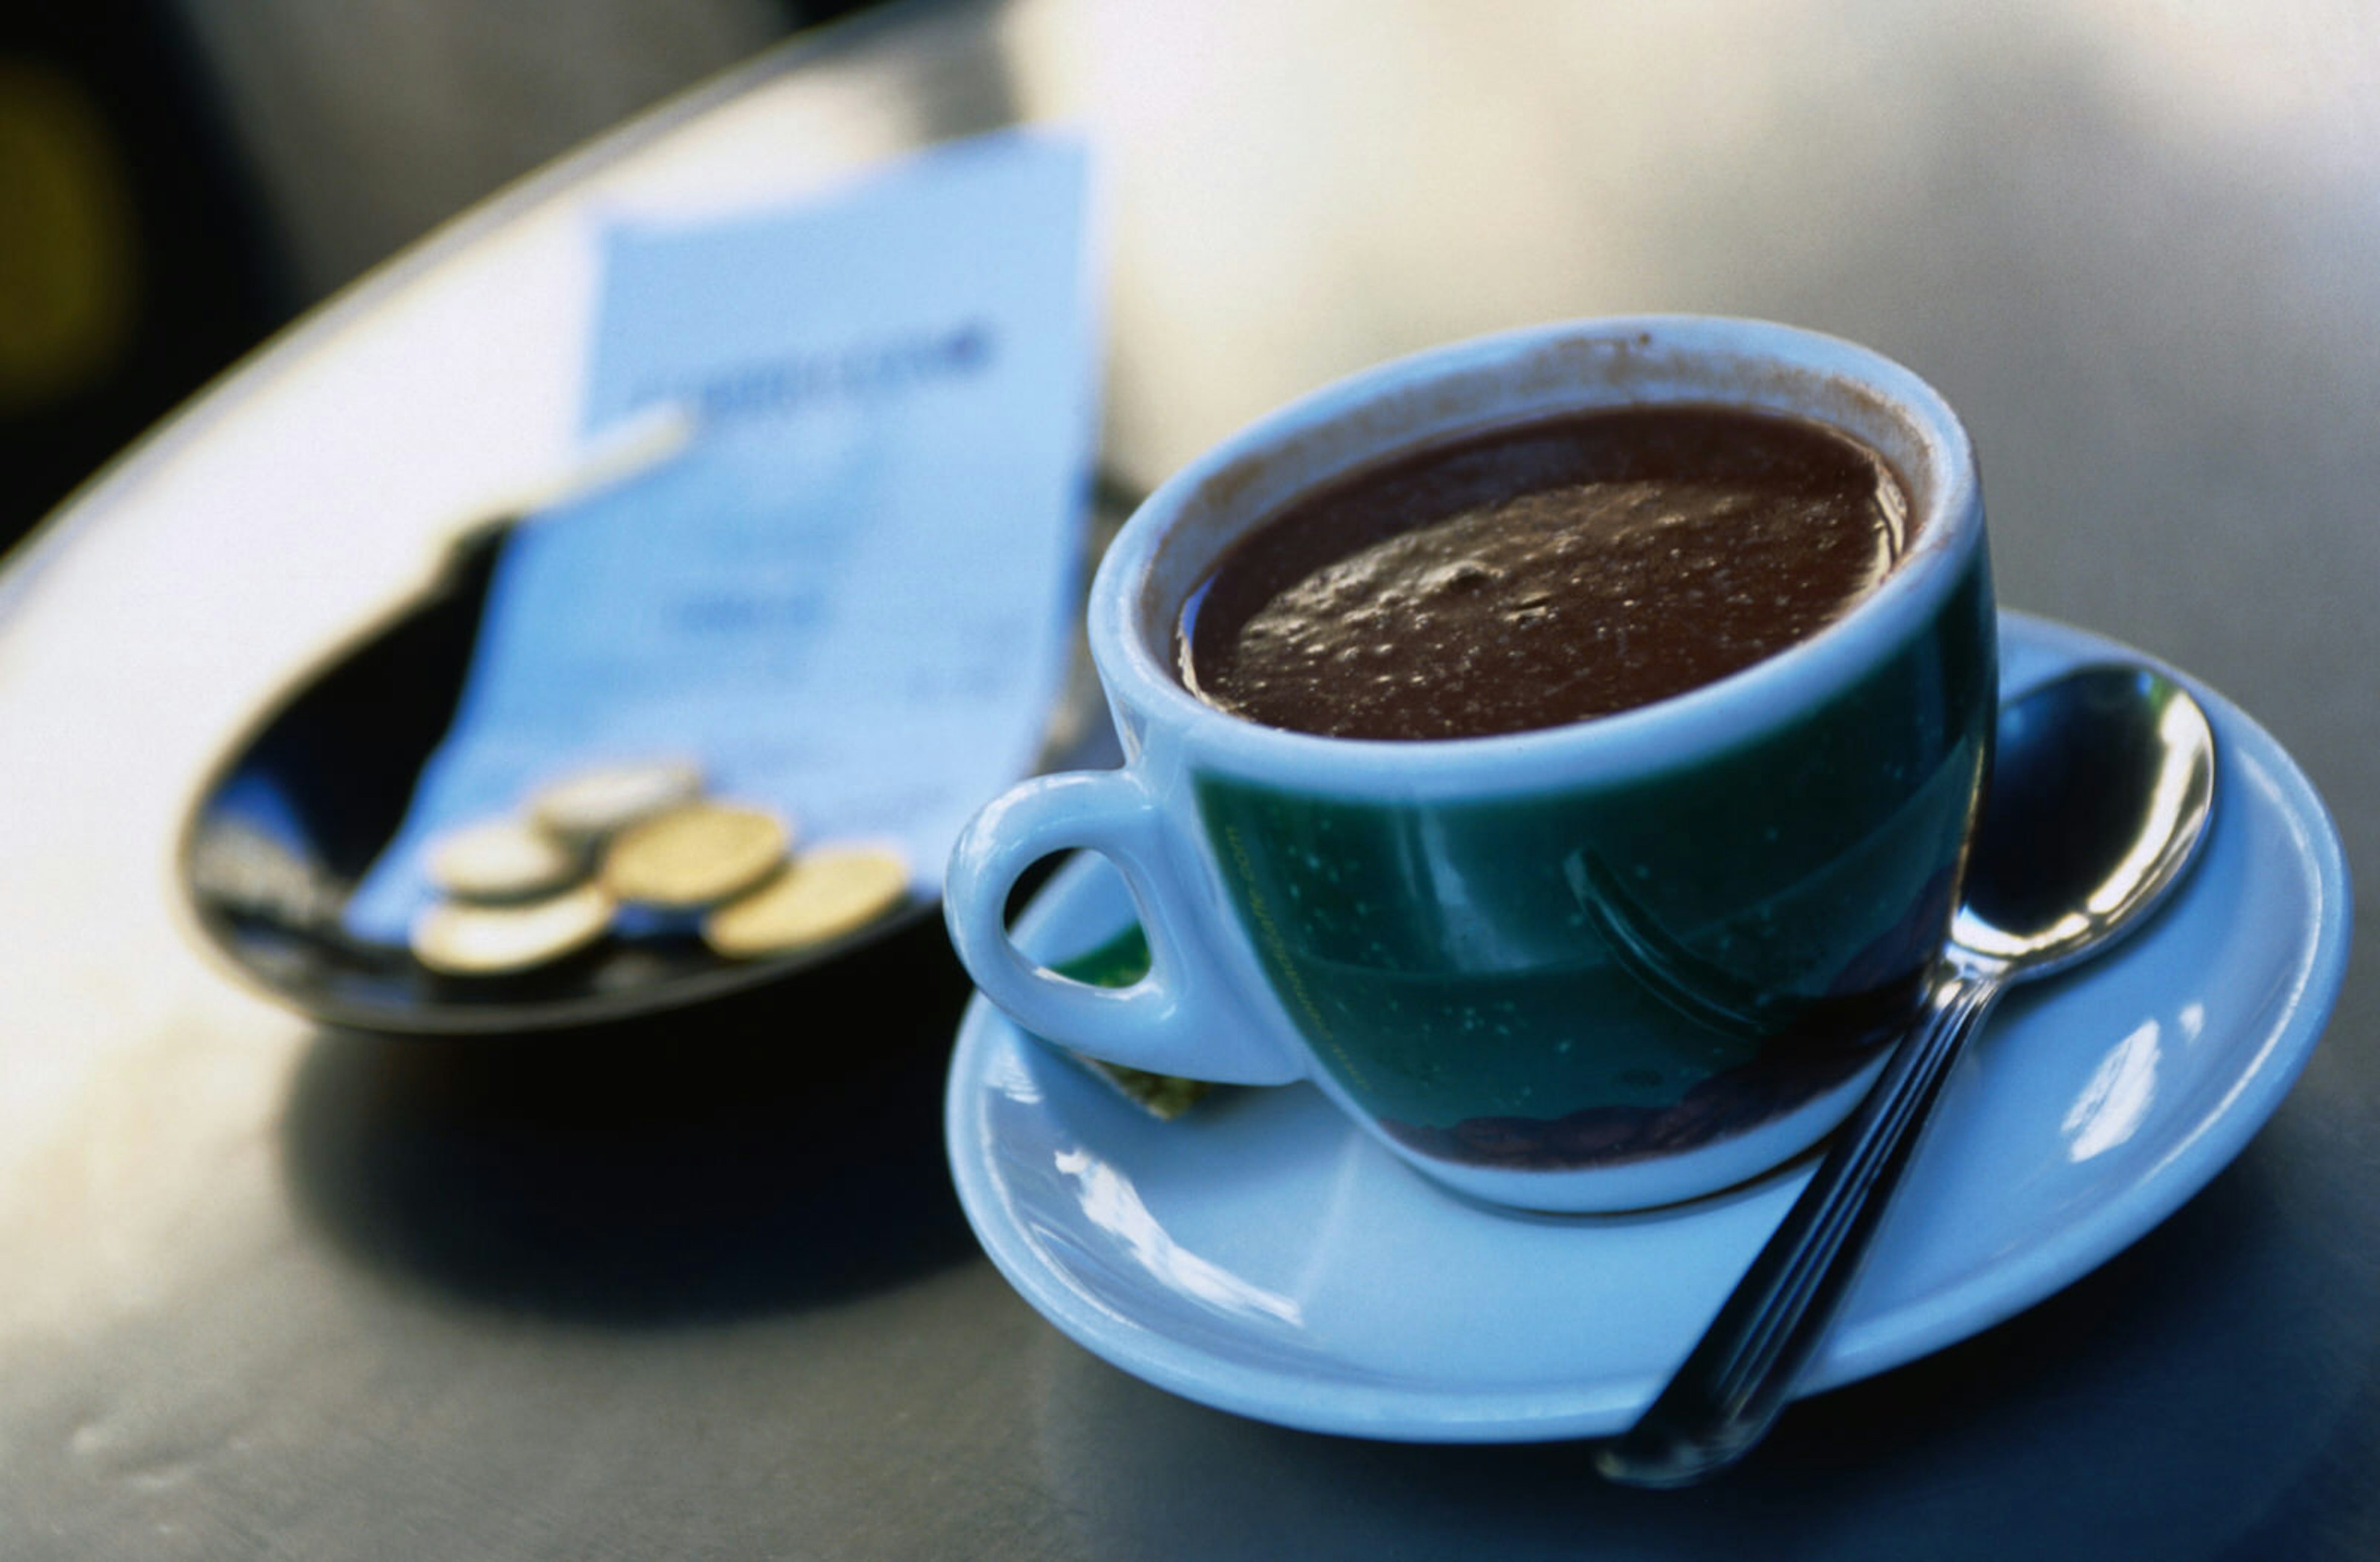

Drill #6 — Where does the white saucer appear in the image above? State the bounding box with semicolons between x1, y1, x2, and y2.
943;612;2351;1443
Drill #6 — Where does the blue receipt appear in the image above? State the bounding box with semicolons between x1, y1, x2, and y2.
345;130;1100;943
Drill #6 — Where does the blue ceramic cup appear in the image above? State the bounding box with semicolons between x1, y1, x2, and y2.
946;317;1994;1212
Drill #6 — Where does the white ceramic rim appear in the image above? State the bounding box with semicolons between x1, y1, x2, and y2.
1090;315;1983;799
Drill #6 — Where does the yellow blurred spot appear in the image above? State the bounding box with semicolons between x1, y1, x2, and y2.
0;57;137;413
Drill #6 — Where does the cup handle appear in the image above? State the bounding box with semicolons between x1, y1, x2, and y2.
944;769;1304;1084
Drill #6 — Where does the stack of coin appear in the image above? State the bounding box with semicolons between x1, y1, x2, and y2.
407;756;912;977
408;757;696;977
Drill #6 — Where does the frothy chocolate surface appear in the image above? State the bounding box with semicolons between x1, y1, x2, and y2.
1179;406;1908;741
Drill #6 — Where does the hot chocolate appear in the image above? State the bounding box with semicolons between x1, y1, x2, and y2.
1178;406;1910;741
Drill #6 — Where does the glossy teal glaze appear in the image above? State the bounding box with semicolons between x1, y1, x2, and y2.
1193;555;1994;1165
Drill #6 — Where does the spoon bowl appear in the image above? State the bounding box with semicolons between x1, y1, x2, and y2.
1957;664;2217;973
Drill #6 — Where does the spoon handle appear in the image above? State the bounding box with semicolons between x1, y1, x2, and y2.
1594;956;2009;1488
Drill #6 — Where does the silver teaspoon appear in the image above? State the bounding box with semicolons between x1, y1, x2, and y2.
1595;661;2218;1488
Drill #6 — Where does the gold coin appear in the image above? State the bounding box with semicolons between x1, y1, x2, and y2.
602;801;791;909
425;817;584;902
411;881;614;976
527;758;705;849
702;842;911;958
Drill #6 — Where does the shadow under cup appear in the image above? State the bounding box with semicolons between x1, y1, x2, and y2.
956;318;1996;1212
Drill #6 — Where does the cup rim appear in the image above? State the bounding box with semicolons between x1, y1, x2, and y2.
1089;315;1983;798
